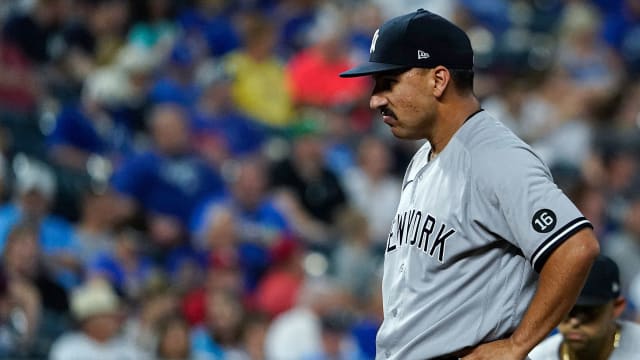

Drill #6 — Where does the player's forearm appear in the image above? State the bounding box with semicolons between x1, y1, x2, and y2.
511;229;600;355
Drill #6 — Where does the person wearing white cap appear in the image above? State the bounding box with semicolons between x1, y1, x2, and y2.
49;280;142;360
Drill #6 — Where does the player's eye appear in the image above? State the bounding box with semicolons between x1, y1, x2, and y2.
373;77;398;93
564;305;605;323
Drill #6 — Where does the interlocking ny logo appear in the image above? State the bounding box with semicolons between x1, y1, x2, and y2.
370;29;380;54
418;50;430;59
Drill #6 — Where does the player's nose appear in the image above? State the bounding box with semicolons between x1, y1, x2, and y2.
370;93;387;110
565;315;582;328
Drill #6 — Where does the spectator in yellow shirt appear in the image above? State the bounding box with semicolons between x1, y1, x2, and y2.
224;14;295;128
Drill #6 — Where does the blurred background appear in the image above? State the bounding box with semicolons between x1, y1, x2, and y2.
0;0;638;359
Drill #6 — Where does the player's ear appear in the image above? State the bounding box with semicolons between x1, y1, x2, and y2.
432;66;450;98
612;296;626;318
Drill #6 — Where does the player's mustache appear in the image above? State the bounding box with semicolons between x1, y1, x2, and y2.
380;107;396;119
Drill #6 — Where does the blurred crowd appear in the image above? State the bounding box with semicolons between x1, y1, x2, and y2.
0;0;638;359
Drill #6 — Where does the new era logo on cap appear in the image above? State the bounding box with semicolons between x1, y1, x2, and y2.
418;50;430;59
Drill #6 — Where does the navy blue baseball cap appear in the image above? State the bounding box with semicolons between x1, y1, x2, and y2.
340;9;473;78
576;255;621;306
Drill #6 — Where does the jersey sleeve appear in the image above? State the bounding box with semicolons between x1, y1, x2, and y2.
472;145;592;273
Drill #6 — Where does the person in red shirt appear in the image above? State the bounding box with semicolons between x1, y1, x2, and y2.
286;8;369;109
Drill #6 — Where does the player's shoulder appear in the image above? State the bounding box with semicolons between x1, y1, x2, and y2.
528;333;562;360
619;320;640;352
620;319;640;331
457;110;529;156
457;110;549;177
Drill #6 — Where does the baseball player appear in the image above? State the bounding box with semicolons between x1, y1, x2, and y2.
529;255;640;359
340;9;600;360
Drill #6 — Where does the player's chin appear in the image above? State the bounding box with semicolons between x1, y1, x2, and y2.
389;127;408;139
565;339;590;351
390;127;421;140
563;333;589;348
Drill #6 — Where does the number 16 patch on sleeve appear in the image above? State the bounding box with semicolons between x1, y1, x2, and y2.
531;209;557;233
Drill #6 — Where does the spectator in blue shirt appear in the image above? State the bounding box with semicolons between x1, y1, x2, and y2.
111;104;225;248
601;0;640;74
149;42;201;108
190;62;268;166
177;0;240;57
191;156;289;290
0;157;79;288
48;68;135;172
88;228;154;301
192;156;289;246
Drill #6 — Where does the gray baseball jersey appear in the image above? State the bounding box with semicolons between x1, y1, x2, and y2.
376;110;592;359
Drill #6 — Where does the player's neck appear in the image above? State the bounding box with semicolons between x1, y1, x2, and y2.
428;97;480;156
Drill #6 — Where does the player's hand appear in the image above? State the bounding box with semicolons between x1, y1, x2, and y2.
461;338;528;360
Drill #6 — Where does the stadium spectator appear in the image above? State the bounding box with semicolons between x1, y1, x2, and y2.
1;222;69;357
177;0;240;58
223;13;295;128
1;0;64;65
253;236;305;318
601;0;640;74
88;228;155;301
321;107;359;177
236;312;270;360
191;157;288;293
148;42;201;108
264;277;351;360
49;279;141;360
111;103;225;248
192;156;289;249
302;310;362;360
2;221;68;314
190;63;268;165
331;208;379;303
567;179;610;240
268;0;319;58
47;67;135;172
270;119;347;244
52;0;131;101
556;2;622;96
70;186;119;265
599;141;639;229
285;4;369;110
0;35;41;113
155;314;193;360
190;288;246;359
127;0;177;51
0;157;78;287
342;136;400;246
181;249;245;327
123;282;178;358
0;267;42;357
604;194;640;295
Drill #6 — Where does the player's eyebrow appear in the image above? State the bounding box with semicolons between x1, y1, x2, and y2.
374;69;409;79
